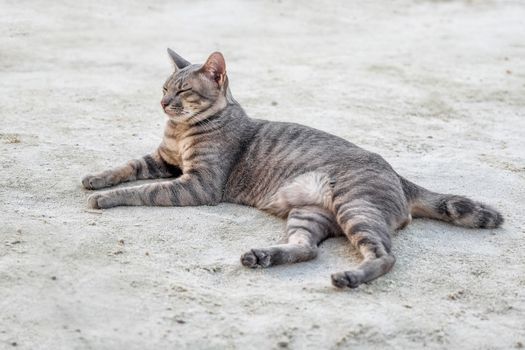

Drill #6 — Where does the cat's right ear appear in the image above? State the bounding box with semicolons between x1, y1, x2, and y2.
167;48;191;71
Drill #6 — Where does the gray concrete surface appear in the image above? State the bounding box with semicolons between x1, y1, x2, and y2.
1;0;524;349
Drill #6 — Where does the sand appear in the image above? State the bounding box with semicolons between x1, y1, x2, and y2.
1;0;524;349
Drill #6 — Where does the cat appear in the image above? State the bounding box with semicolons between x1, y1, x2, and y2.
82;49;503;289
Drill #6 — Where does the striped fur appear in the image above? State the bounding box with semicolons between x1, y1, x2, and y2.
82;50;504;289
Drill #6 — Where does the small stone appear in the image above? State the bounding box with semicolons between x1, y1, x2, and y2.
51;276;57;281
109;250;124;256
448;289;465;300
271;101;278;106
176;319;186;324
277;341;288;348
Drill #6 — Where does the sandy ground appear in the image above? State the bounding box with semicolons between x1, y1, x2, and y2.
1;0;524;349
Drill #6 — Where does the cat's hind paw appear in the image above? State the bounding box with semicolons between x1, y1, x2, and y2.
240;249;272;268
331;271;363;289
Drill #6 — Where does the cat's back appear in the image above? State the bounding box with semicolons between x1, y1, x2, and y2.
243;119;388;168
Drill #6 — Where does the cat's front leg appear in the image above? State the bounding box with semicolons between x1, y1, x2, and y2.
82;151;181;190
87;173;221;209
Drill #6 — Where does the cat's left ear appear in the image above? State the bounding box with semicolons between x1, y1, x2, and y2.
201;52;226;87
167;48;191;71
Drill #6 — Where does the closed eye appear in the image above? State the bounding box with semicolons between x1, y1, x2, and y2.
175;88;192;96
162;86;168;94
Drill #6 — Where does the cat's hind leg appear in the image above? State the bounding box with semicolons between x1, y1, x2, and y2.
331;201;396;288
241;206;341;268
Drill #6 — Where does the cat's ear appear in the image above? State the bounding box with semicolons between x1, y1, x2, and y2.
201;52;226;86
167;48;191;71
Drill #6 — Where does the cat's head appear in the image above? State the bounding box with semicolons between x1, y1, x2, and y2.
161;49;228;124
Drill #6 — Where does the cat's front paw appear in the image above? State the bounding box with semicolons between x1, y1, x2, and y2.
82;174;108;190
87;193;115;209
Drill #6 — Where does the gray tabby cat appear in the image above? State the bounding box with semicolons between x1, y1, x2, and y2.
82;50;503;288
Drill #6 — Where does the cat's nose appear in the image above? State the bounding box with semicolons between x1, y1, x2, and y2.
160;97;171;108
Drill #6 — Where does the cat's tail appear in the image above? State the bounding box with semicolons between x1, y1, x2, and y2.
400;177;503;229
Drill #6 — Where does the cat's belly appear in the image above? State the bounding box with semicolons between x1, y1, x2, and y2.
224;169;334;217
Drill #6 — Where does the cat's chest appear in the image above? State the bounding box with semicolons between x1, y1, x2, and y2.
158;121;224;173
158;135;193;170
158;122;192;170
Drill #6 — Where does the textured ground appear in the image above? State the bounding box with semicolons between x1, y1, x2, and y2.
1;0;524;349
